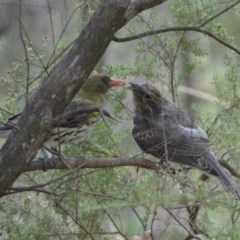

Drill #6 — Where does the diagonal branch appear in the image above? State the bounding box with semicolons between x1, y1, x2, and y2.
163;206;202;240
199;0;240;27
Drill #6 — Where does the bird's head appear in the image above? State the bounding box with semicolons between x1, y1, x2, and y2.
129;82;163;110
76;74;125;105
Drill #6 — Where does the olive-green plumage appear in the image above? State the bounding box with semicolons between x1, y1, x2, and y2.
129;82;240;199
0;74;125;149
76;74;123;105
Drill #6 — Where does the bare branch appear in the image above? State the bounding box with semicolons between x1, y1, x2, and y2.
18;0;30;103
163;206;201;240
218;160;240;179
113;26;240;55
199;0;240;27
186;205;207;237
20;154;240;182
24;156;161;172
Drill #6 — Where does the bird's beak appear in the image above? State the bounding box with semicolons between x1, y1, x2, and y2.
128;82;144;92
110;79;125;87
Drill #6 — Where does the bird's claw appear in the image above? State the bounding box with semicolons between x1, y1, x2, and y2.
155;160;178;174
155;160;164;167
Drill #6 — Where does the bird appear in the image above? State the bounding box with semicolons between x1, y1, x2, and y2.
129;82;240;199
0;74;125;167
42;74;125;149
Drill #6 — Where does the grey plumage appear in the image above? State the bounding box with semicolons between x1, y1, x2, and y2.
130;82;240;199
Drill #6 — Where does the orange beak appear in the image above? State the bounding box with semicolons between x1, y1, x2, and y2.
110;79;125;87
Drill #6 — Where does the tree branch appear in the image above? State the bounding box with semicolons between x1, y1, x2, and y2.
186;205;207;238
113;26;240;55
199;0;240;28
163;206;202;240
24;156;160;172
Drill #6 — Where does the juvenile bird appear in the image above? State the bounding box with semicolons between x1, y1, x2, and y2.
129;82;240;199
0;74;125;163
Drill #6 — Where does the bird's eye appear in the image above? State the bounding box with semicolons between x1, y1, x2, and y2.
145;93;152;100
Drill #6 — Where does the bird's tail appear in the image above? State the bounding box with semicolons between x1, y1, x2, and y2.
205;151;240;200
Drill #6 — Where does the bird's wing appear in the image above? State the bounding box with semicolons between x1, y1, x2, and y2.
133;121;211;168
162;100;195;127
133;125;209;153
51;102;111;128
133;124;222;177
168;125;211;156
133;119;240;199
52;107;100;128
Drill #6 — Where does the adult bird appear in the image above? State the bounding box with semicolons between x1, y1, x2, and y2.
129;82;240;199
0;74;125;165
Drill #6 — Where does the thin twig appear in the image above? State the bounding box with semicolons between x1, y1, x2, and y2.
18;0;30;103
163;206;201;240
199;0;240;27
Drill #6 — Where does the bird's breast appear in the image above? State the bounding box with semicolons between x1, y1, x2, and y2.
45;111;100;148
133;112;163;132
45;125;95;148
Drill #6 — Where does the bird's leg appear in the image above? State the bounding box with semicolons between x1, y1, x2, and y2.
168;166;192;175
155;159;175;173
155;160;191;175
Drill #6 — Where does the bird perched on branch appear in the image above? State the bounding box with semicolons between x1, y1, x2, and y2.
129;82;240;199
0;74;125;166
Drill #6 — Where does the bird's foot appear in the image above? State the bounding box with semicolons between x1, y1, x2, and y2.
155;160;174;171
155;160;191;175
166;165;192;175
165;164;178;175
155;160;165;167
